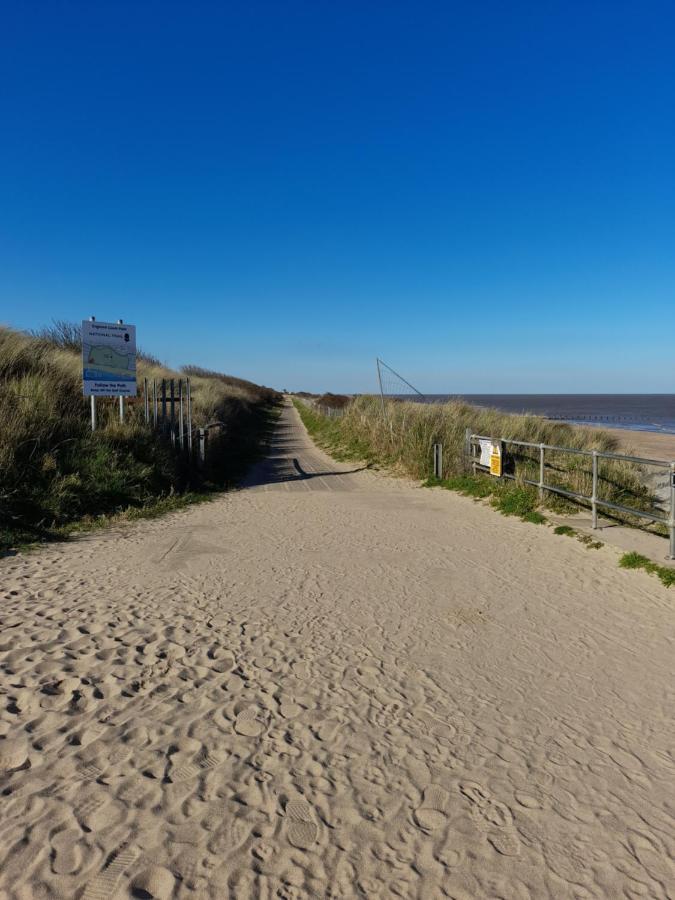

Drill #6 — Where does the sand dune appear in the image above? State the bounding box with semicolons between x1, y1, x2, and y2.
0;400;673;898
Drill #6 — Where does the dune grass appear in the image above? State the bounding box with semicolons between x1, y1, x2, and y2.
0;323;280;550
295;394;662;531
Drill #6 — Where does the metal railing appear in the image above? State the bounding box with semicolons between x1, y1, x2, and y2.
467;433;675;559
294;397;346;418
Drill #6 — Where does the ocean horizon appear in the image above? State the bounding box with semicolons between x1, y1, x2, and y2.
403;394;675;434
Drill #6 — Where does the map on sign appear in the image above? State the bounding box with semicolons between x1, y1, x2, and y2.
82;320;137;397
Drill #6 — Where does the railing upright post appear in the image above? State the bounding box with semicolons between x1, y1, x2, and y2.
144;377;149;424
152;379;158;428
539;443;545;500
669;462;675;559
592;450;599;529
433;443;443;479
198;428;207;466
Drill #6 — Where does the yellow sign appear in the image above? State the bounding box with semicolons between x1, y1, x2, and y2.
489;443;502;477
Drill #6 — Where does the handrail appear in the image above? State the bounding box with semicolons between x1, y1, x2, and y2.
471;434;673;469
468;431;675;559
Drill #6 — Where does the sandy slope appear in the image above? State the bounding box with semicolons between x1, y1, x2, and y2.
584;426;675;463
0;400;674;899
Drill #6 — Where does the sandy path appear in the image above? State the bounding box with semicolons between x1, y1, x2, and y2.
1;400;674;899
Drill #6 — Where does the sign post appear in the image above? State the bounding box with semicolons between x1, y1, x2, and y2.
82;319;137;431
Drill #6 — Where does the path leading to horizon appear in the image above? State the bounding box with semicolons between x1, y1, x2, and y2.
1;400;674;899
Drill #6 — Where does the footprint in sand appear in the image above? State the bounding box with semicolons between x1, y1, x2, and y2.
234;707;266;737
82;846;139;900
51;829;83;875
0;737;29;773
413;784;450;833
284;797;319;849
459;780;491;808
459;780;522;856
169;749;223;783
435;839;463;869
132;865;175;900
488;829;521;857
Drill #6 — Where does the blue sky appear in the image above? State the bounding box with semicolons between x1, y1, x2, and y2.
1;1;674;393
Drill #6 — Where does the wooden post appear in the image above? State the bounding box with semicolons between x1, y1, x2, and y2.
186;378;193;454
170;379;175;445
178;379;184;450
198;428;207;465
161;380;167;433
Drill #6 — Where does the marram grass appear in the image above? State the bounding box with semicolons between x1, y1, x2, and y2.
0;324;280;550
295;395;660;528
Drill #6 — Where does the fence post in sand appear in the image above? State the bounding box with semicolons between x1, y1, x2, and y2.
170;379;175;446
198;428;207;466
433;443;443;479
161;380;167;433
179;379;185;450
539;443;545;501
152;379;158;428
669;462;675;559
591;451;598;530
186;378;193;455
144;377;149;424
464;428;472;473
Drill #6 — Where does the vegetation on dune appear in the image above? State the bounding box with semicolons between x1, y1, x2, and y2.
0;323;281;550
294;394;661;530
314;392;352;409
619;552;675;587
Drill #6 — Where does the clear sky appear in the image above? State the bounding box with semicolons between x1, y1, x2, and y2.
1;2;674;393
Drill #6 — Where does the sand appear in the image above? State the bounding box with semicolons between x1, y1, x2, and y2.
1;399;674;899
583;424;675;463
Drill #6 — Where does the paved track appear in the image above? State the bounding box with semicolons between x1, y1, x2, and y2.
242;400;371;492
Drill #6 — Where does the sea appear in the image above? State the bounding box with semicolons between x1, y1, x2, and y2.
416;395;675;434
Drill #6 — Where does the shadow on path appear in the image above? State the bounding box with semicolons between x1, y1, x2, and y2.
240;401;368;490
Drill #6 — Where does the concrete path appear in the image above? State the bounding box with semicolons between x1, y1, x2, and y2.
242;400;370;492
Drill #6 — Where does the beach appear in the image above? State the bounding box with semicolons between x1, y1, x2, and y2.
591;426;675;463
1;399;673;898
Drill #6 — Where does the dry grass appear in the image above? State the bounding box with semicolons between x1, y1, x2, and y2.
0;324;280;548
298;395;660;524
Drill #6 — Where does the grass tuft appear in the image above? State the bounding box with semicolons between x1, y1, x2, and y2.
554;525;576;536
619;552;675;587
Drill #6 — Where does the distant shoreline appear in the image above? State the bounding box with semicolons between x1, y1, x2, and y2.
581;425;675;462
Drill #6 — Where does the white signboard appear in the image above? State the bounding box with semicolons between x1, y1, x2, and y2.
479;439;493;467
82;320;137;397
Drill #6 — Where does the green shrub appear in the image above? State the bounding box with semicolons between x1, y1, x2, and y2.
619;552;675;587
554;525;576;536
0;324;280;550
